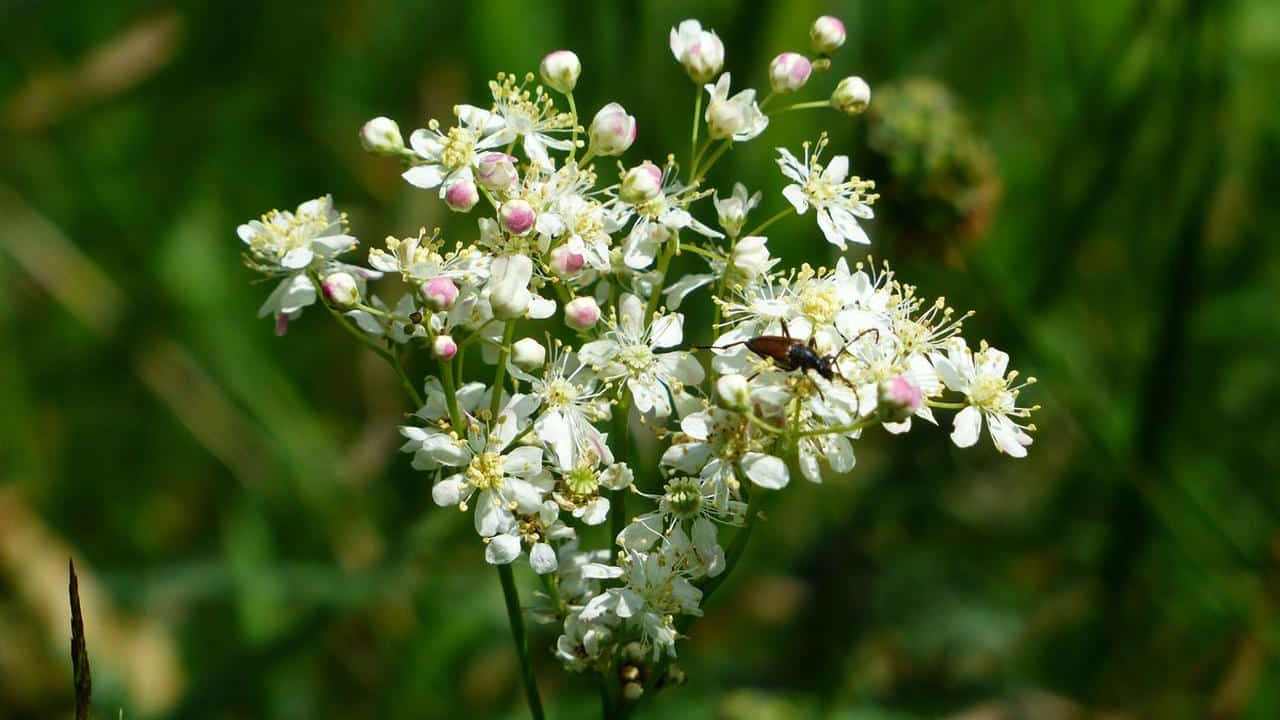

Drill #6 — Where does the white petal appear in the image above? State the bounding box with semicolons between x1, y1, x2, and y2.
431;476;468;507
581;562;624;580
661;442;712;474
951;405;982;448
475;491;513;536
578;497;610;526
280;247;314;270
485;534;522;565
741;452;789;489
782;184;809;214
649;313;684;349
530;542;558;574
402;164;445;189
822;155;849;184
503;446;544;476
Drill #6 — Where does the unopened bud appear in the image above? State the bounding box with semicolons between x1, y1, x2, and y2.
878;375;923;422
499;199;537;235
670;20;724;84
589;103;637;156
432;334;458;360
622;682;644;701
716;374;751;411
549;245;586;275
810;16;846;55
443;179;479;212
476;152;518;191
359;116;404;155
831;76;871;115
620;161;664;204
539;50;581;94
564;296;601;330
488;255;534;319
321;272;359;308
422;277;459;310
769;52;813;93
512;337;547;370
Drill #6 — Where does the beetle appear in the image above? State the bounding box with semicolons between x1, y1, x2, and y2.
698;319;876;383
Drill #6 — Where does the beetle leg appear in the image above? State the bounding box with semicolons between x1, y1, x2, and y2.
779;317;792;340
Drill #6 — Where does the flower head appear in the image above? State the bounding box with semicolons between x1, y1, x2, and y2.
777;136;878;249
670;20;724;83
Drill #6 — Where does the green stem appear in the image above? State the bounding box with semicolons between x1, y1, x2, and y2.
312;274;421;406
610;392;632;544
489;320;518;419
568;92;579;161
927;400;967;410
688;138;714;183
643;239;678;321
770;99;832;115
742;207;792;239
439;355;465;430
691;87;703;172
497;564;545;720
691;140;731;185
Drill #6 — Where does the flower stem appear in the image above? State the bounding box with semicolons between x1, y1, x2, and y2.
742;207;792;239
568;92;579;161
691;140;731;185
691;87;703;172
770;99;832;115
497;564;546;720
643;239;678;320
610;392;632;544
439;355;464;430
489;320;518;419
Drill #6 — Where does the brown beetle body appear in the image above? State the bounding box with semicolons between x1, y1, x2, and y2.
745;336;835;380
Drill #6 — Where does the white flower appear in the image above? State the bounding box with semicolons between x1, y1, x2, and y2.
704;73;768;142
610;166;723;270
617;476;742;580
669;19;724;83
477;73;575;170
579;294;704;418
367;230;489;287
580;548;704;661
931;339;1037;458
239;195;367;324
408;393;572;570
714;183;761;237
511;344;610;472
239;195;356;274
512;337;547;370
556;608;615;671
777;140;878;249
662;408;790;501
403;107;507;193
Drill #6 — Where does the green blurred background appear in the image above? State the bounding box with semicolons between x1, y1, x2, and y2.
3;0;1279;718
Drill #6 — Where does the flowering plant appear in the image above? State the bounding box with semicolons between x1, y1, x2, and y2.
237;15;1037;718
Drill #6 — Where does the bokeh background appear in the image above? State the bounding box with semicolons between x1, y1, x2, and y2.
3;0;1279;718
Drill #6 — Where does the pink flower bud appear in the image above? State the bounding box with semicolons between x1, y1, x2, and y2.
620;161;664;204
670;20;724;84
476;152;518;191
769;53;812;93
549;245;586;275
589;103;637;156
564;296;601;330
810;16;846;55
499;199;537;236
539;50;581;94
432;335;458;360
422;276;459;310
444;179;479;212
321;272;359;308
878;375;923;422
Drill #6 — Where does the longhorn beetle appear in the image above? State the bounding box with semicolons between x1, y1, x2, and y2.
695;319;877;384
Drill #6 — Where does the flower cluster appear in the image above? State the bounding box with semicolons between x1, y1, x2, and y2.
236;15;1036;712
